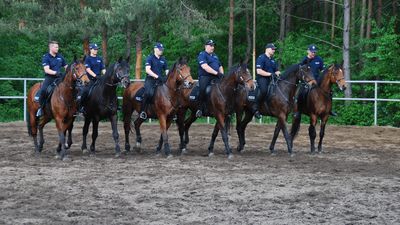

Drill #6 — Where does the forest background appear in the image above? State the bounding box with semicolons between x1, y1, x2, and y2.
0;0;399;126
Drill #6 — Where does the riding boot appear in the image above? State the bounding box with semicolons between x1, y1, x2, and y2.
36;107;43;118
251;101;261;119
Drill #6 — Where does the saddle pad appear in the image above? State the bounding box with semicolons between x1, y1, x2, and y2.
135;87;145;102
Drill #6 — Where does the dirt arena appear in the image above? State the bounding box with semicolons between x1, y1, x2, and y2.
0;121;399;225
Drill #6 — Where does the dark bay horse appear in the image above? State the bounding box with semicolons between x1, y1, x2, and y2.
81;57;131;157
27;58;90;159
235;64;316;156
290;64;347;153
122;58;193;157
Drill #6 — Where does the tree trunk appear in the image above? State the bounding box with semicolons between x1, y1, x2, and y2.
366;0;372;39
135;30;142;79
286;0;292;33
323;0;328;33
101;23;108;65
80;0;89;55
252;0;256;80
126;22;132;59
394;0;398;31
360;0;366;39
350;0;356;46
244;3;252;63
377;0;382;26
331;0;336;42
228;0;234;69
343;0;352;98
279;0;286;41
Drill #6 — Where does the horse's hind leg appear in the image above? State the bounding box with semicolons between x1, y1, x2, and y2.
318;116;328;153
134;118;145;152
217;115;233;159
309;114;318;154
176;109;187;154
123;105;134;152
159;116;172;158
184;111;197;147
208;124;220;157
156;134;163;155
110;114;121;157
237;110;253;152
280;118;294;156
81;117;91;154
269;122;281;155
90;119;99;154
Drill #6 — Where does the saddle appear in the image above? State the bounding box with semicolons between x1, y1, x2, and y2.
134;81;163;103
189;82;212;102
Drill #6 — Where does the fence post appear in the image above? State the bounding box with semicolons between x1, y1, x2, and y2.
374;82;378;126
24;79;27;122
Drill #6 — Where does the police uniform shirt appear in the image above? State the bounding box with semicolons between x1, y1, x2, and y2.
42;53;67;76
300;56;324;78
197;51;221;77
145;54;168;77
85;55;105;79
256;54;278;78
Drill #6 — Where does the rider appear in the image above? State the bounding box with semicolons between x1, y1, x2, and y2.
34;41;67;117
298;44;337;116
196;39;224;118
139;42;169;120
252;43;281;119
77;43;106;115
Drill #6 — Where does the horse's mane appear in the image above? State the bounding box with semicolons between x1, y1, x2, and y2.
167;57;188;76
280;64;300;80
227;63;247;78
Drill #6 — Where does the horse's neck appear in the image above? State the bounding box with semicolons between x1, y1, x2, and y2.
319;72;333;92
220;76;237;97
60;73;74;92
165;71;179;93
278;73;298;97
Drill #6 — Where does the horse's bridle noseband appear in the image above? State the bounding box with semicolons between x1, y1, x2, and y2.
71;63;88;86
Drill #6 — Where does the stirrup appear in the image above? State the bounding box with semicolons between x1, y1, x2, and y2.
195;109;202;118
34;96;40;103
254;111;261;119
36;108;43;117
139;111;147;120
329;111;338;117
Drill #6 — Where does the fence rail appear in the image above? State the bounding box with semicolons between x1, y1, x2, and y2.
1;78;399;125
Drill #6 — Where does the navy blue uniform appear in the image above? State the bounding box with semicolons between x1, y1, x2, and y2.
256;54;278;100
141;54;168;115
37;53;67;105
197;51;222;104
84;55;105;80
300;56;324;81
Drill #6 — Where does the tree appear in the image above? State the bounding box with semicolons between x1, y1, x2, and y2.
228;0;234;69
343;0;352;98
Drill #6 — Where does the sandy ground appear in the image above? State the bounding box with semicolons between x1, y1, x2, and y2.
0;121;399;225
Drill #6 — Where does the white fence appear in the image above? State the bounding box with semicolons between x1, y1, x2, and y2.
1;78;399;125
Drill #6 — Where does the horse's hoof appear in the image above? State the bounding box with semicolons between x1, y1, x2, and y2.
310;151;316;155
166;154;173;159
181;148;187;154
89;152;96;158
62;156;71;161
227;154;234;160
115;153;121;158
82;149;89;155
208;152;214;157
289;152;296;157
270;151;277;156
55;154;61;160
135;142;141;148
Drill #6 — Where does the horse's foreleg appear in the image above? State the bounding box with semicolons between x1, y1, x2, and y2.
90;119;99;154
156;134;163;155
318;115;329;153
184;111;197;146
208;123;219;157
55;120;68;160
110;114;121;157
134;118;145;151
217;114;233;159
176;109;187;154
81;117;91;153
269;121;281;154
123;106;133;152
309;114;318;154
237;110;253;152
38;125;45;153
159;116;172;157
280;118;294;156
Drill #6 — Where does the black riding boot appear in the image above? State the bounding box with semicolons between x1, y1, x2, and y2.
139;97;148;120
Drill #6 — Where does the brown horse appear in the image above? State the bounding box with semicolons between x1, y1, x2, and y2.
290;64;347;153
27;58;89;159
122;58;193;157
235;64;316;156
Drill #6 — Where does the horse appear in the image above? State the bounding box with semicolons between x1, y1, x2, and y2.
290;64;347;153
235;64;316;156
122;57;193;157
26;58;90;159
81;57;131;157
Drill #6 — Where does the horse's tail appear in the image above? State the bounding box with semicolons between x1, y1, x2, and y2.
290;113;302;140
26;107;32;136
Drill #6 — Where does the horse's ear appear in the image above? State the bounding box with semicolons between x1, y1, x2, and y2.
82;55;86;62
126;55;130;63
340;60;344;68
118;56;123;63
73;55;77;63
